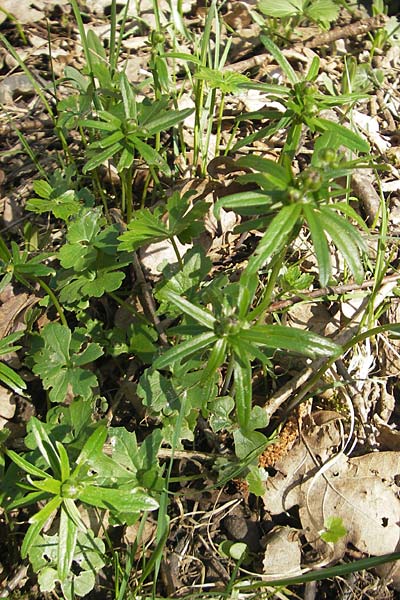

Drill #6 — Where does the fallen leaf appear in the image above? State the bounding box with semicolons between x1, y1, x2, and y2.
262;412;400;564
0;285;39;339
0;385;16;430
140;238;192;275
262;526;302;580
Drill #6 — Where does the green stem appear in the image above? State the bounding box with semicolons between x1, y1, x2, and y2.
37;279;68;327
170;237;183;269
221;352;235;396
250;247;287;322
93;170;109;218
285;321;400;415
107;291;147;324
239;551;400;591
214;92;225;157
120;167;133;222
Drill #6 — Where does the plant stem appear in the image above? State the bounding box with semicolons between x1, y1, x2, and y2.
214;92;226;157
120;167;133;222
250;247;287;322
170;237;183;269
37;279;68;327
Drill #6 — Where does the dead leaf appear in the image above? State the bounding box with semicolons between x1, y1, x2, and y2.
0;385;16;430
0;286;39;339
0;0;43;24
140;238;192;275
374;415;400;451
262;526;302;580
299;452;400;562
263;412;400;564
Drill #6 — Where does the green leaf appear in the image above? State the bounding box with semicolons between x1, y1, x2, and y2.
120;72;136;120
137;368;180;413
233;351;252;430
29;417;61;476
209;396;235;432
320;516;347;543
155;247;212;316
22;495;62;557
241;325;341;358
233;428;268;460
258;0;303;18
130;137;170;175
319;206;366;284
88;130;124;150
6;449;50;480
56;442;71;482
236;156;292;189
306;0;340;28
78;485;159;513
246;203;302;274
153;331;218;370
87;29;107;63
161;289;216;329
195;67;251;93
106;428;163;491
83;143;122;172
29;477;61;495
260;35;298;85
315;118;370;153
302;204;331;286
144;107;194;136
118;208;169;251
201;336;228;382
246;465;268;496
74;425;108;472
214;190;276;217
58;506;78;581
0;362;26;393
31;324;103;402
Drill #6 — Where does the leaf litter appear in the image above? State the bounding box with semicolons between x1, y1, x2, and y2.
0;0;400;598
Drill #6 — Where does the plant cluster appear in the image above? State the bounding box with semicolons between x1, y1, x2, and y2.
0;0;399;598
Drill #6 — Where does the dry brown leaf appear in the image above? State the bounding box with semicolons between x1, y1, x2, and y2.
0;0;43;24
0;385;16;430
262;412;344;515
0;285;38;339
262;526;302;580
299;452;400;562
140;238;192;276
263;412;400;563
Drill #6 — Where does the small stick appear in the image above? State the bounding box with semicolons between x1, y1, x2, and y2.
0;563;29;598
266;273;400;313
301;15;387;48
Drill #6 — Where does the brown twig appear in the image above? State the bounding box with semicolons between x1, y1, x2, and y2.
301;14;387;48
0;563;29;598
266;273;400;313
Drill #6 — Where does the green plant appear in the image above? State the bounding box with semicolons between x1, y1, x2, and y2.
257;0;342;33
214;153;371;288
79;77;193;219
235;38;370;163
0;331;27;394
1;0;399;597
1;412;161;598
150;282;340;432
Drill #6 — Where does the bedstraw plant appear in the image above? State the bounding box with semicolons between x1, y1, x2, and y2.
0;0;399;598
